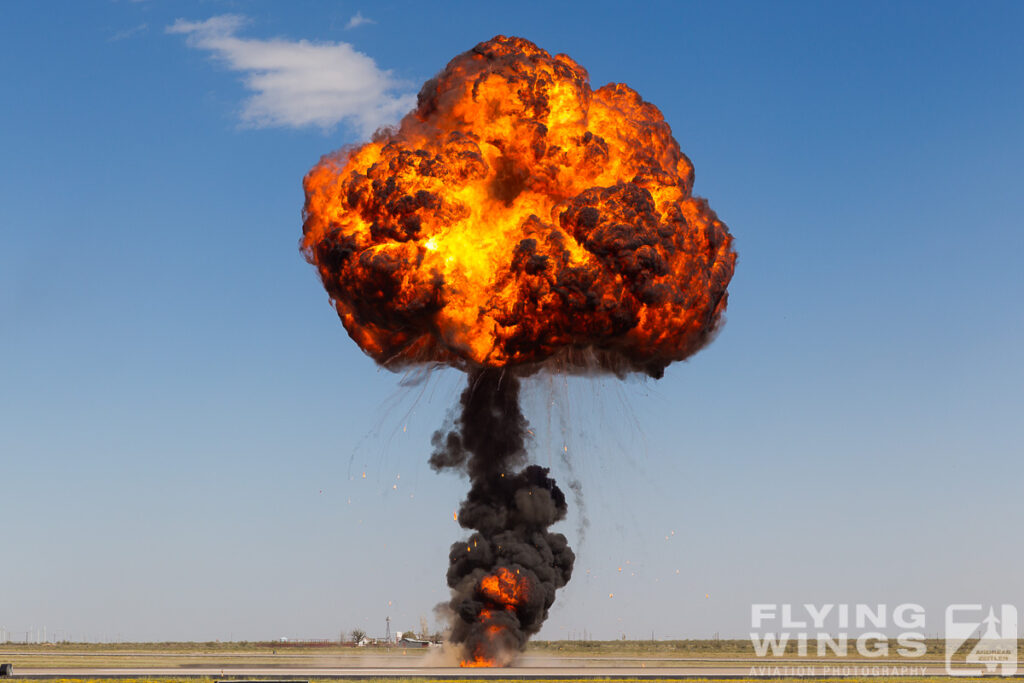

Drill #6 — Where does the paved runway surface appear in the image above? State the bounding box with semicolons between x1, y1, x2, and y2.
9;664;962;678
6;652;1017;678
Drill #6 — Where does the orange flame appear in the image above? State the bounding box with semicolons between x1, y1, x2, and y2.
460;651;496;668
479;566;527;609
458;568;529;667
302;35;735;378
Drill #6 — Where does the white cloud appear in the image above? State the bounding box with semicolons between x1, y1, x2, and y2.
346;12;376;30
109;23;148;42
167;15;415;135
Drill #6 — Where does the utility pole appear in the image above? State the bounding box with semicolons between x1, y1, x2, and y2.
385;616;391;643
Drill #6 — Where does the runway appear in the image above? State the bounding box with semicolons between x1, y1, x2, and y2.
5;651;1018;678
6;663;965;678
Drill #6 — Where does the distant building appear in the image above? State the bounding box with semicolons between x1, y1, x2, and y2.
398;637;431;648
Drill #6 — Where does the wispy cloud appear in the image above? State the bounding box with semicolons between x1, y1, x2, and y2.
345;11;376;30
109;23;148;42
167;15;414;135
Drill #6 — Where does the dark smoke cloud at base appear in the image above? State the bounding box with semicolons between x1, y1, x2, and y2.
430;369;574;664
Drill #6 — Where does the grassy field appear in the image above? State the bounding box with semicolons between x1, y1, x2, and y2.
0;680;1005;682
0;678;1004;683
5;639;1009;655
528;639;965;657
4;638;1019;660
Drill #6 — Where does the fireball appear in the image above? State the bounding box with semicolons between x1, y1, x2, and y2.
302;35;735;378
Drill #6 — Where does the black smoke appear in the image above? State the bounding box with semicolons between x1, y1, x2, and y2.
430;369;575;664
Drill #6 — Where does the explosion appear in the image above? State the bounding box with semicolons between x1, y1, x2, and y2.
302;35;736;666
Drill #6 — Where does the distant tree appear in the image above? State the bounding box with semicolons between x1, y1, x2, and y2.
351;628;366;644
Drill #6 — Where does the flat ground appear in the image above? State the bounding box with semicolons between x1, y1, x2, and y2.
1;679;1008;683
1;641;1020;679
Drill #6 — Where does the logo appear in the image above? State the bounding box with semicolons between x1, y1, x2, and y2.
945;604;1017;676
747;602;1019;677
749;604;928;661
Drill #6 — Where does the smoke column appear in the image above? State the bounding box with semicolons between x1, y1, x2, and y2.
301;35;736;665
430;370;574;665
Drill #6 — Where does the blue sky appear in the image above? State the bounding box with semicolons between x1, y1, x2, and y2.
1;1;1022;643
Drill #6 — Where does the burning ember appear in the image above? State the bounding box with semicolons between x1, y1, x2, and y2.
301;35;736;666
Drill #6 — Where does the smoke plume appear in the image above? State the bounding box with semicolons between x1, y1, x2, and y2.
430;370;574;665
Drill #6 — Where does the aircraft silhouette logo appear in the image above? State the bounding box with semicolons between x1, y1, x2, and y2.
945;604;1018;676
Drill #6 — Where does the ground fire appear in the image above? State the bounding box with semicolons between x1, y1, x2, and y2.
302;35;736;666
